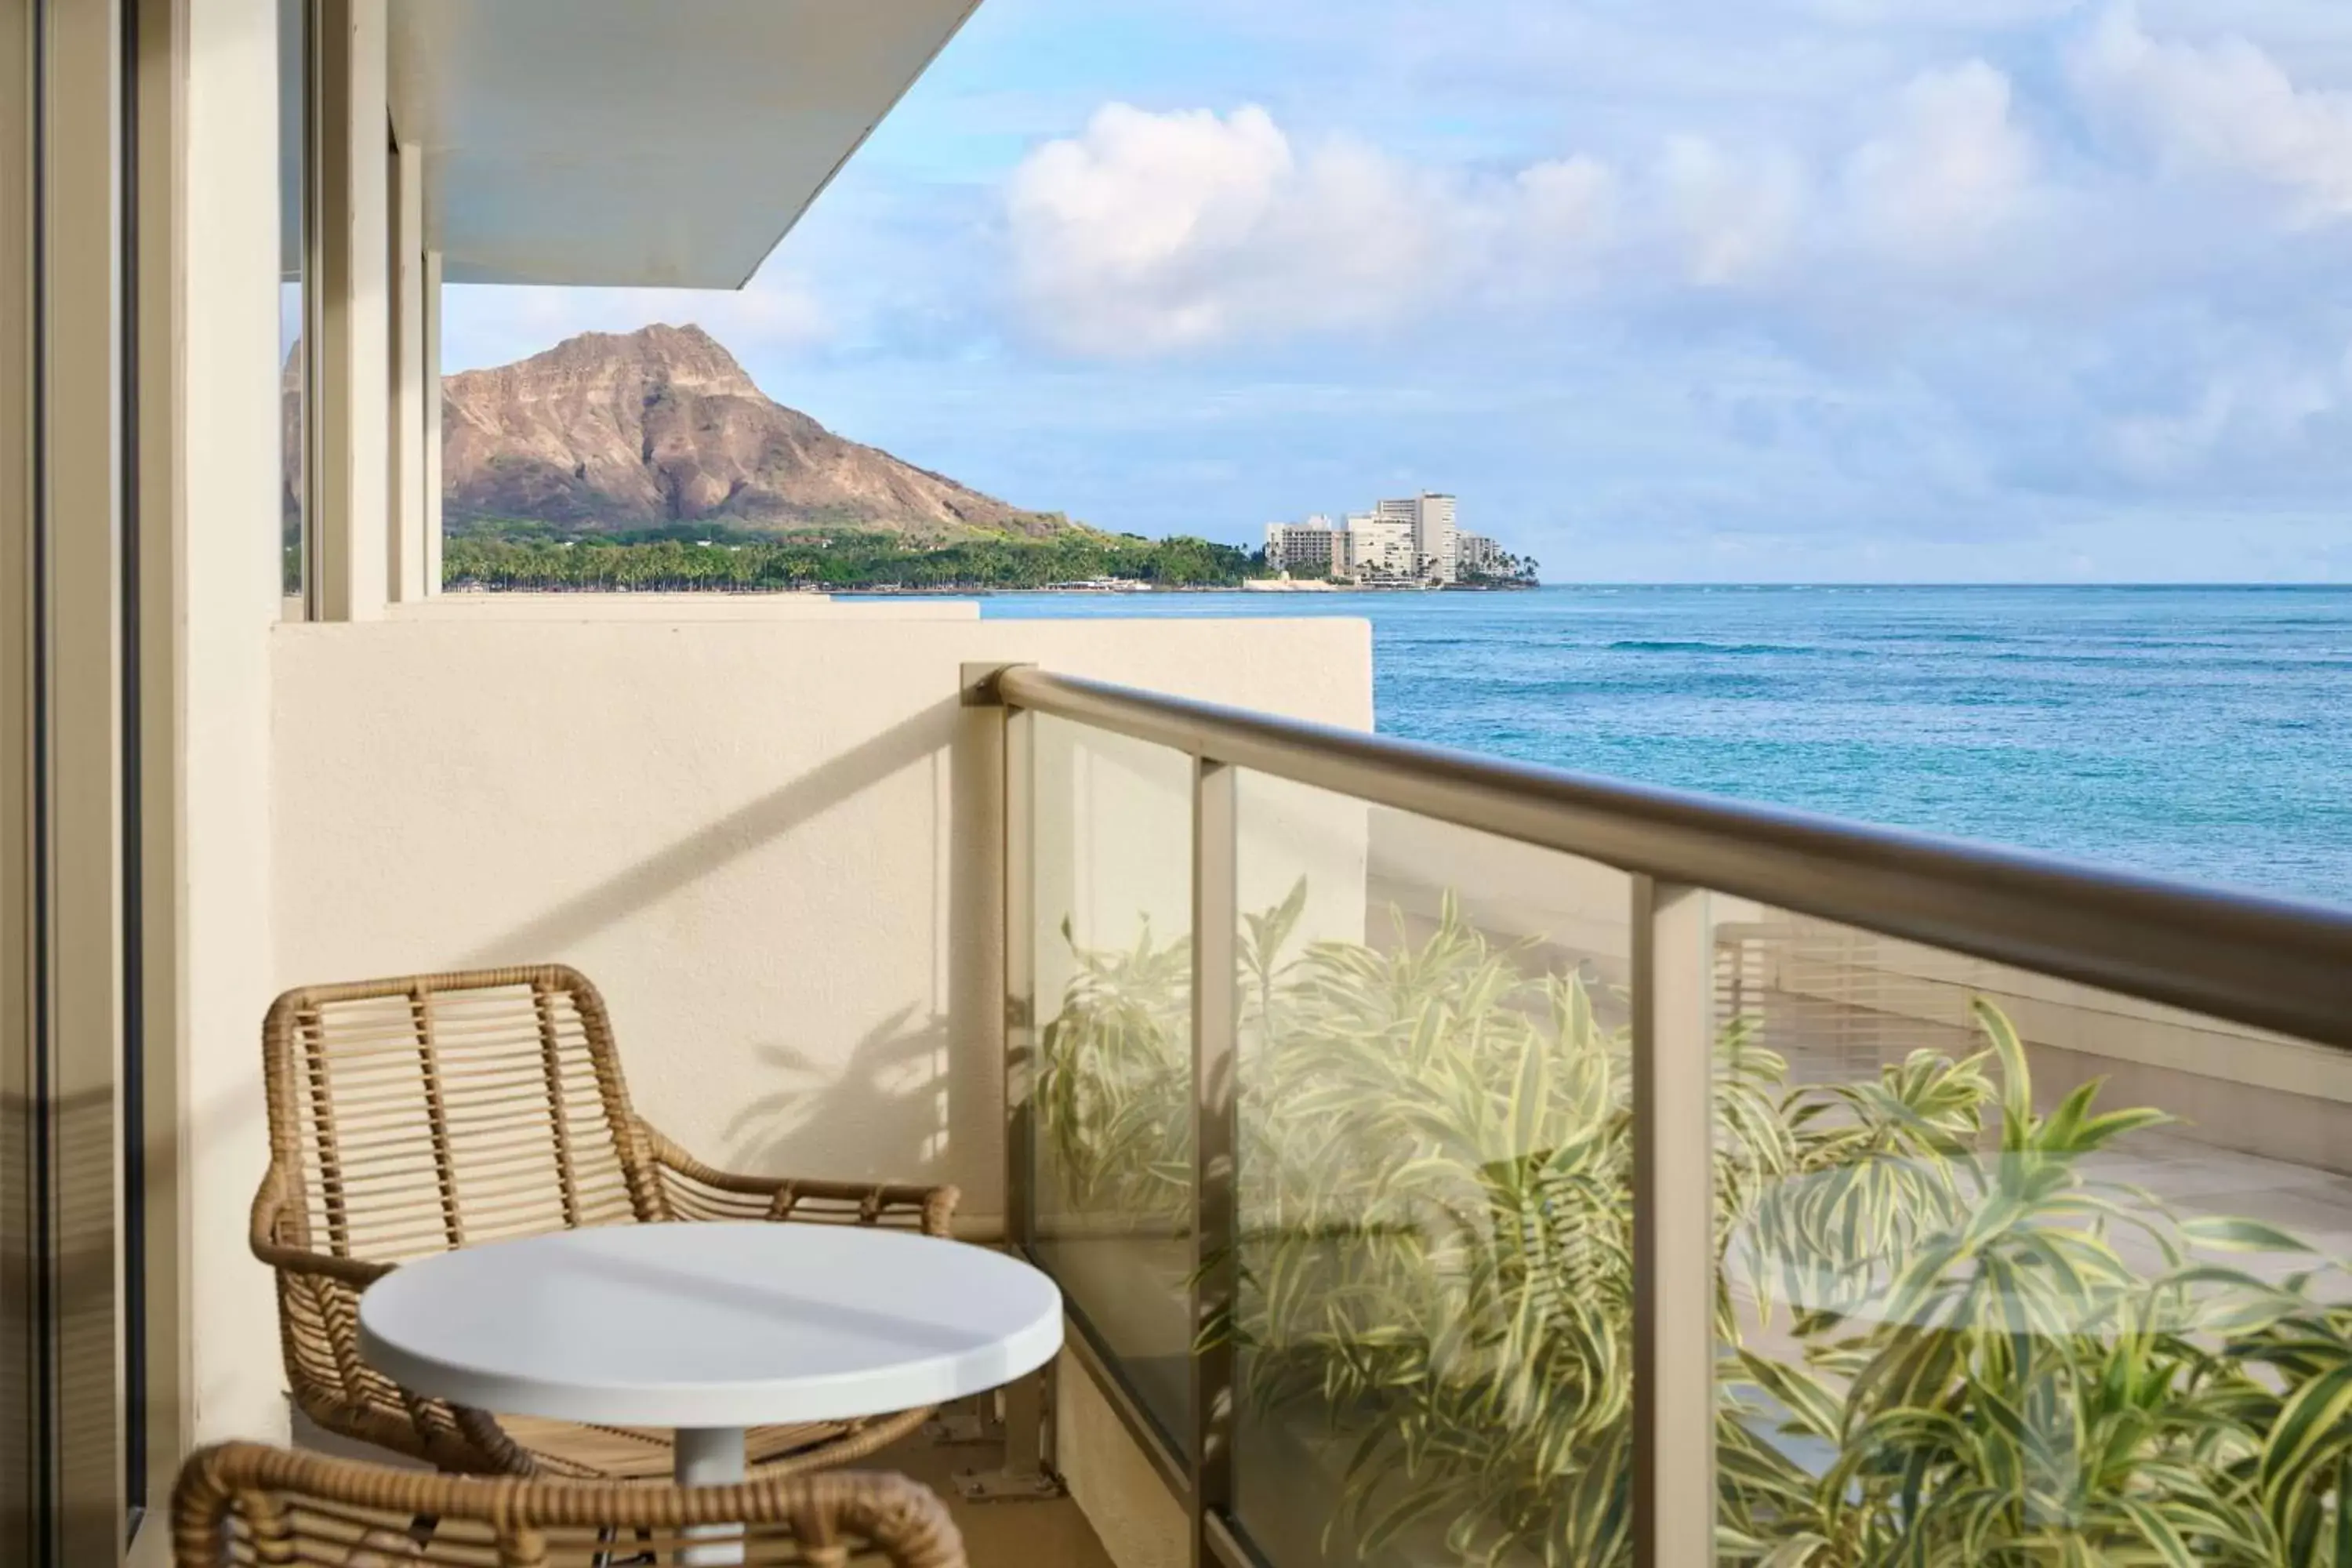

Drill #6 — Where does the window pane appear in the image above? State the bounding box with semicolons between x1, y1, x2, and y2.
278;0;304;612
1025;713;1196;1450
1713;907;2352;1564
1230;777;1635;1568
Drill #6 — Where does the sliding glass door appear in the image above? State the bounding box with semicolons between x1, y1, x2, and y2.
2;0;177;1560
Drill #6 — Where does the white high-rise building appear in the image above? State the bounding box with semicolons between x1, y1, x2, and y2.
1344;511;1414;578
1264;521;1342;576
1374;494;1459;581
1266;496;1465;581
1457;533;1503;577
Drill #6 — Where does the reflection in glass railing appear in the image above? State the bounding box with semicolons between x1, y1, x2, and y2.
1036;913;1195;1232
1227;883;1636;1568
1025;713;1197;1446
1032;869;2351;1566
1715;916;2352;1568
1000;670;2352;1568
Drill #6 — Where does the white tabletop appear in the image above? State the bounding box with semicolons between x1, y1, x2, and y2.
358;1222;1064;1429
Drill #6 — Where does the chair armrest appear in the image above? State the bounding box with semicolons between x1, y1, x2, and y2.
249;1163;394;1290
639;1119;960;1238
247;1163;518;1475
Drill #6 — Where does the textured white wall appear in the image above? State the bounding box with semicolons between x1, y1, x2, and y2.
174;601;1381;1453
1056;1348;1188;1568
266;616;1367;1224
234;614;1368;1544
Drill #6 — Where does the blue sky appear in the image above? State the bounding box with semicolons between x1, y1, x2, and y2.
441;1;2352;583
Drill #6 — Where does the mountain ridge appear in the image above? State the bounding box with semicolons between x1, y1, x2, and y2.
440;324;1061;541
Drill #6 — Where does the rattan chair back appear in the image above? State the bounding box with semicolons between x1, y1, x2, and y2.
252;965;666;1467
261;965;661;1270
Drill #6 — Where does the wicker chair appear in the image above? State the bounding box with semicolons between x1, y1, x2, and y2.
250;965;960;1481
172;1441;967;1568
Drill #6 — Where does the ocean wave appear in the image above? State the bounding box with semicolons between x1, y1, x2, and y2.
1607;639;1816;655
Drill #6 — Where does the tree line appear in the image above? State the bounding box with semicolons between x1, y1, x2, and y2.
441;522;1266;592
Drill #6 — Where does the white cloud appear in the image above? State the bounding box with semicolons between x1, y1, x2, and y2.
980;12;2352;562
1482;157;1621;299
1655;136;1808;285
1000;82;2049;357
1518;157;1620;246
1846;61;2037;260
2070;2;2352;224
1004;104;1613;356
2100;341;2345;483
1792;0;2073;22
1007;105;1290;300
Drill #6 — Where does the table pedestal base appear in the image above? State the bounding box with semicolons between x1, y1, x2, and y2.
950;1367;1065;1504
676;1426;746;1566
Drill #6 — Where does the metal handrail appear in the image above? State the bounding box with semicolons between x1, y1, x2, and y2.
992;665;2352;1053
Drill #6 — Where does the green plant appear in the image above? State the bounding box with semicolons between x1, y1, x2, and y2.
1720;1004;2305;1567
1033;883;2347;1567
1033;914;1194;1228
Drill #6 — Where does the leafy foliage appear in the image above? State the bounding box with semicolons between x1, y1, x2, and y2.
1034;882;2350;1566
442;520;1265;591
1036;915;1195;1225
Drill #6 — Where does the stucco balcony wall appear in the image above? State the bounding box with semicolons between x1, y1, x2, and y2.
187;613;1368;1468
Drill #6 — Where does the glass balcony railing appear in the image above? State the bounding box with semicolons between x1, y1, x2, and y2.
1025;712;1199;1450
982;666;2352;1568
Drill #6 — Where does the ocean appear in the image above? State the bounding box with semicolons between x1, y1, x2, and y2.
978;585;2352;910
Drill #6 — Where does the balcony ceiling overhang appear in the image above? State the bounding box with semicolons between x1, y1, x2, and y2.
388;0;981;288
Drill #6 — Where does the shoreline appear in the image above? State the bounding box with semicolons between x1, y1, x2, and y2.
437;580;1544;598
825;579;1541;598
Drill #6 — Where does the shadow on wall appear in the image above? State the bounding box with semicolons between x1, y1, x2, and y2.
420;692;1007;1203
457;699;960;968
722;1005;954;1188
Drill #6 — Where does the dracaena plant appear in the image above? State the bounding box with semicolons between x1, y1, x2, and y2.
1033;913;1195;1230
1033;881;2347;1568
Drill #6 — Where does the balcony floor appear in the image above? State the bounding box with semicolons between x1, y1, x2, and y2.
871;1426;1116;1568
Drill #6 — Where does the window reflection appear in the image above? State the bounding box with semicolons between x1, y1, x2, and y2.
278;0;305;612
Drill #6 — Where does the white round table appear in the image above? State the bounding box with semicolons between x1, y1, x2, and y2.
361;1222;1062;1563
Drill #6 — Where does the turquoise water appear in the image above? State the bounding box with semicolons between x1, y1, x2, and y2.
978;585;2352;909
